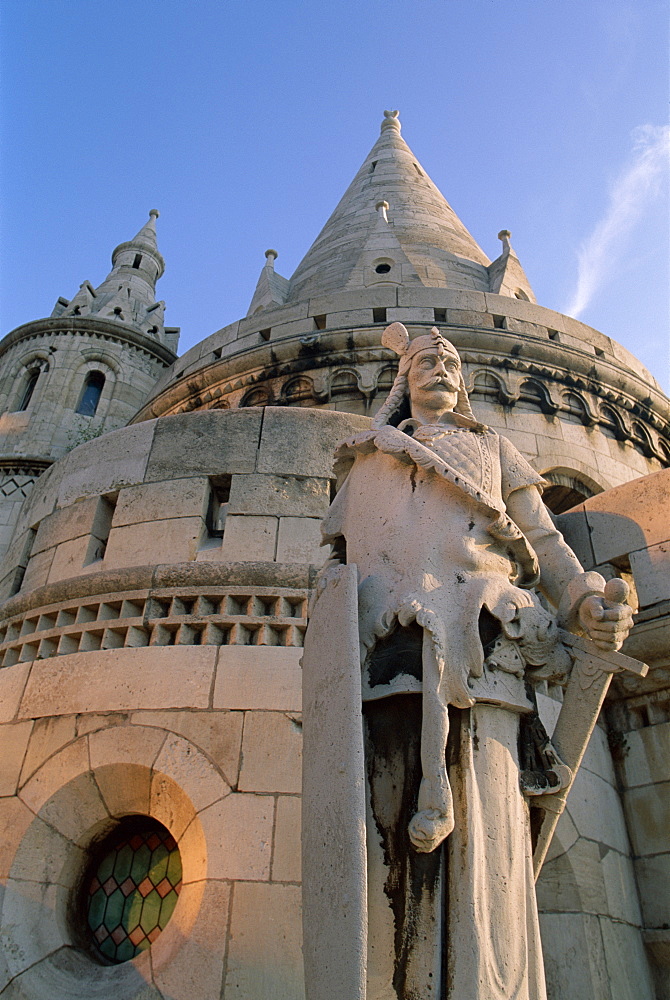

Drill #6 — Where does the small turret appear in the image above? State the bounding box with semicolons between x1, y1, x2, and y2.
487;229;536;302
247;249;289;316
52;210;172;341
0;212;179;564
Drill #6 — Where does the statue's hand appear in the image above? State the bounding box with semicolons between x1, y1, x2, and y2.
578;578;633;652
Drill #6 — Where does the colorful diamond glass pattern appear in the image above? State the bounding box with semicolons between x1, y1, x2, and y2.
86;825;181;963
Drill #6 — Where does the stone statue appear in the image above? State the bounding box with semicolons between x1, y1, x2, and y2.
303;324;635;1000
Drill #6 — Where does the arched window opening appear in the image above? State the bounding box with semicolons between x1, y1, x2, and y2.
77;371;106;416
541;470;598;515
18;368;41;411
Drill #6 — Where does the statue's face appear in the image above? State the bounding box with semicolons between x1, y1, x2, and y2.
407;347;461;415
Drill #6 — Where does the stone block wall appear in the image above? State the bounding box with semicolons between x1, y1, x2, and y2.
0;408;368;600
558;469;670;998
0;407;367;999
536;694;655;1000
132;291;669;503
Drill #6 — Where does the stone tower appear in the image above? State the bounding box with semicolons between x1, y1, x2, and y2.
0;211;178;569
0;114;667;1000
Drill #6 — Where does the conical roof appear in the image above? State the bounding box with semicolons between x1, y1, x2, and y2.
287;111;491;302
112;208;165;276
53;211;168;339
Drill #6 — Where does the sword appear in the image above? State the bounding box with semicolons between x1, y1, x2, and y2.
532;578;647;879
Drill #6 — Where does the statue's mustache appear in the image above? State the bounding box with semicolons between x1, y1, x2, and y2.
421;376;459;389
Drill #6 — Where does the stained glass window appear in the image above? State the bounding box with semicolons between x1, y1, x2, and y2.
85;820;182;964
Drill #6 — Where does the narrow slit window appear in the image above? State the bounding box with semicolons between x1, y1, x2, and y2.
369;161;377;173
76;371;105;416
313;314;327;330
206;476;232;538
434;308;447;323
18;369;40;411
132;253;142;269
373;307;387;323
85;494;117;564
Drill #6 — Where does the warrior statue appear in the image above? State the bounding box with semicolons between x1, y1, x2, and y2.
302;324;634;1000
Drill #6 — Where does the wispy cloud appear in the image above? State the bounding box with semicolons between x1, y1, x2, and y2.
566;124;669;319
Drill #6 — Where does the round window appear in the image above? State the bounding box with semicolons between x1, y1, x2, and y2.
83;818;182;964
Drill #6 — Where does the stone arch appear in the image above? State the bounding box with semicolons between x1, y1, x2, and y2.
7;352;50;412
518;378;558;415
560;390;595;426
375;364;397;392
539;466;604;514
1;722;235;998
65;355;119;420
330;368;361;394
631;421;654;458
280;375;315;407
599;403;628;441
471;368;507;403
240;386;272;408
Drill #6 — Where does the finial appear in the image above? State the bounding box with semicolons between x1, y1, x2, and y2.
149;209;160;220
381;109;401;133
265;249;278;266
375;200;390;223
498;229;511;252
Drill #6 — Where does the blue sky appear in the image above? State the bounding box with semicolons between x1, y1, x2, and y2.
1;0;668;389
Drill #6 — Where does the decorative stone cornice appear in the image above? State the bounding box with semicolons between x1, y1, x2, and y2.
0;316;177;367
0;456;52;475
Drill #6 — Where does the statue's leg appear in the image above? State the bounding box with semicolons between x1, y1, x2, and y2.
364;695;445;999
408;630;454;853
447;704;547;1000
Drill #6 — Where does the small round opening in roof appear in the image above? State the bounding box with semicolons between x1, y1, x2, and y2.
375;263;392;274
82;817;182;964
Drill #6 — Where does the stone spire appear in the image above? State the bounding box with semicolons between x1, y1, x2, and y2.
247;249;289;316
52;210;169;339
286;111;492;302
487;229;536;303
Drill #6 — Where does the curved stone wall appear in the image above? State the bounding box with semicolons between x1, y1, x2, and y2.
0;403;660;998
132;291;669;502
0;407;366;997
0;317;176;567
